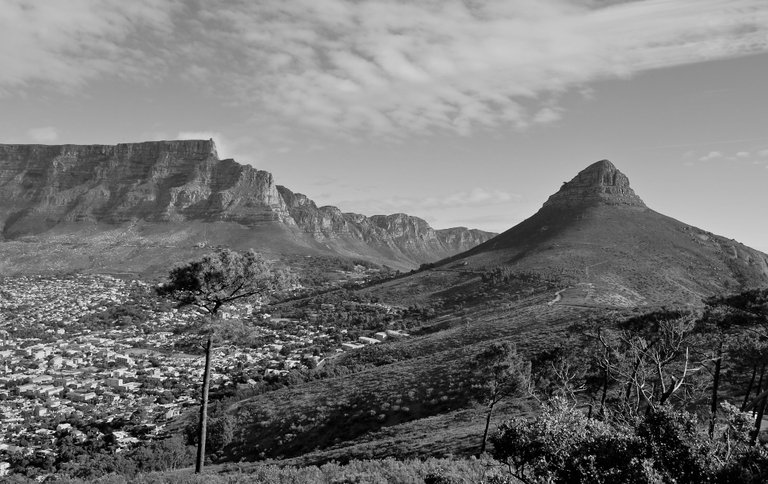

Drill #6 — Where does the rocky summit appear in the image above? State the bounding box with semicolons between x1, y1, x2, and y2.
0;140;494;274
542;159;646;209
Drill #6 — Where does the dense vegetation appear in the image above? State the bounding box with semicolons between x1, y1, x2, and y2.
5;257;768;483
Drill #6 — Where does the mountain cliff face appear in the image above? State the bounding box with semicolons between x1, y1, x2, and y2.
0;140;494;272
277;186;494;261
0;140;294;236
542;159;646;209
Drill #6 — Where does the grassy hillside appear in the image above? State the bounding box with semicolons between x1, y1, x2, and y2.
222;285;607;462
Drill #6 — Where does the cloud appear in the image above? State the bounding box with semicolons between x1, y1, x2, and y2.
0;0;178;94
698;151;724;162
338;187;521;216
3;0;768;139
195;0;768;138
26;126;58;143
686;148;768;167
437;188;520;207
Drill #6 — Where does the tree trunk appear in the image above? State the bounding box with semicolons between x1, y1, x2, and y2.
756;364;766;409
625;357;642;405
480;402;495;455
743;365;759;411
599;367;609;418
709;342;723;438
196;335;213;473
751;393;768;446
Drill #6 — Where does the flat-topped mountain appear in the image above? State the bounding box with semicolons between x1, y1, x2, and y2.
438;160;768;306
0;140;293;231
0;140;494;274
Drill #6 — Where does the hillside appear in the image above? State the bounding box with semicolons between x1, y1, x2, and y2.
0;140;494;275
220;159;768;465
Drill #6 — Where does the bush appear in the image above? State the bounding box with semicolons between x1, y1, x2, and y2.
490;398;768;484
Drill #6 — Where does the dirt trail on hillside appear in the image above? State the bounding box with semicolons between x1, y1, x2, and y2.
548;288;568;306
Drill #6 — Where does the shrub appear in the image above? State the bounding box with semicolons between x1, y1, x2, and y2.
489;398;766;484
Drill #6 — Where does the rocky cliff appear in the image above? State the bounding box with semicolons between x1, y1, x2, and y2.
0;140;294;237
277;185;494;262
0;140;494;272
542;159;646;209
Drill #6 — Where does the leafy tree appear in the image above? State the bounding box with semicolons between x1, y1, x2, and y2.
696;298;766;437
705;289;768;443
207;414;236;454
129;435;195;474
471;342;531;454
157;248;293;473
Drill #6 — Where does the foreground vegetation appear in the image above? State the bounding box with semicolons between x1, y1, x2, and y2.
4;245;768;482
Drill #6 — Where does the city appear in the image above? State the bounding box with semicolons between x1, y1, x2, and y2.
0;273;408;476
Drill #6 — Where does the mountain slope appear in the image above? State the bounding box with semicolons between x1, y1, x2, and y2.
444;159;768;306
0;140;494;274
222;159;768;465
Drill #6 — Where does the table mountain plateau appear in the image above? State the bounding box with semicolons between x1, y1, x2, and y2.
434;159;768;306
0;140;494;275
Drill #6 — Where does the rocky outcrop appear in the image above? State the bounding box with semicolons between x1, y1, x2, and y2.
277;186;496;260
0;140;494;268
542;159;646;209
436;226;495;253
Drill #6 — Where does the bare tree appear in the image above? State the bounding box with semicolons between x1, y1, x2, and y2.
606;314;701;418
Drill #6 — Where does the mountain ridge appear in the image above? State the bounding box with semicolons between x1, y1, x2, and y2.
0;140;495;274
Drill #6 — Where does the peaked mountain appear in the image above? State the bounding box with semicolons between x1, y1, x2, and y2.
0;140;494;275
218;160;768;466
443;159;768;306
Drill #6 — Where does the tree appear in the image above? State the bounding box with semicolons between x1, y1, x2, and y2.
157;249;293;473
696;298;764;437
471;341;530;454
605;313;700;418
707;289;768;444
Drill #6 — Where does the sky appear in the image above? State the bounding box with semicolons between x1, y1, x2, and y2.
1;0;767;252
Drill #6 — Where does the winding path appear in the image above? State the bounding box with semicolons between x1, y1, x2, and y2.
548;287;568;306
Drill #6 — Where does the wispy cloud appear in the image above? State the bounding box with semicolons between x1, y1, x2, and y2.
699;151;724;162
686;148;768;168
0;0;178;95
338;188;521;216
2;0;767;140
196;0;768;138
26;126;59;143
